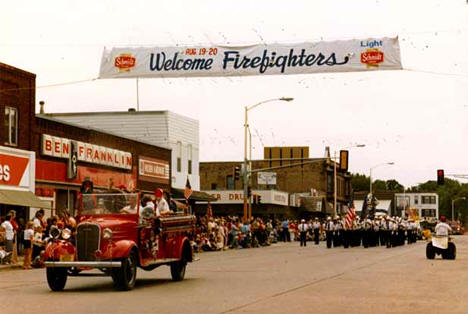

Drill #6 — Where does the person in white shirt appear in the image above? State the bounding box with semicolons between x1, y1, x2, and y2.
435;216;452;237
324;217;334;249
333;217;342;247
298;219;309;247
154;188;172;217
1;215;14;263
120;196;141;215
312;218;321;245
33;209;45;229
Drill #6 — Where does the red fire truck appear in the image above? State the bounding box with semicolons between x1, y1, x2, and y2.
44;191;195;291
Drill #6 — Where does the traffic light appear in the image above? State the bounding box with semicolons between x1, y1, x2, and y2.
339;150;349;171
257;195;262;204
247;186;252;198
437;169;444;185
233;166;240;181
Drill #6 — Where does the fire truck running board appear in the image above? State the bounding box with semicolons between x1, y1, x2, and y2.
144;258;179;266
45;261;122;268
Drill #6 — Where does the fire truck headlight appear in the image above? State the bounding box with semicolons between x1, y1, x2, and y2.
103;228;113;240
61;228;72;240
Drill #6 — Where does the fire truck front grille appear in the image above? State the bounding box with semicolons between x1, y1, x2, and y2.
76;223;100;261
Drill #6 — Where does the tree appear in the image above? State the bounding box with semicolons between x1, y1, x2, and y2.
408;178;468;223
350;173;370;192
350;174;404;193
386;179;404;192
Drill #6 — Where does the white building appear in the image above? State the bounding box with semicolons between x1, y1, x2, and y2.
394;193;439;218
45;110;200;191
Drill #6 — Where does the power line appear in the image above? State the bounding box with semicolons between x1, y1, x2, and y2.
403;68;468;78
0;77;98;94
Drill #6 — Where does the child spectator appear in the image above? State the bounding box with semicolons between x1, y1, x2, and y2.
32;226;44;261
0;246;12;264
23;221;34;269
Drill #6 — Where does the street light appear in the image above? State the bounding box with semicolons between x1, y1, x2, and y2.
243;97;294;221
333;144;365;217
369;162;394;194
451;197;466;221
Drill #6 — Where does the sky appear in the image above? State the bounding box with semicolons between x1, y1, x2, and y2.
1;0;467;188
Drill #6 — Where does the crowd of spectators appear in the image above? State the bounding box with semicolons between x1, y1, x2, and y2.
191;216;311;252
0;209;76;268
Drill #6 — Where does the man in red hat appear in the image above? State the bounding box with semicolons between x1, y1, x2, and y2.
154;188;172;216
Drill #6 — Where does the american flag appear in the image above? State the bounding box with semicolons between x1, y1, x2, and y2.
184;177;193;200
345;200;356;229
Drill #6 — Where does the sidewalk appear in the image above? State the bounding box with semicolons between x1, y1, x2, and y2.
0;255;26;272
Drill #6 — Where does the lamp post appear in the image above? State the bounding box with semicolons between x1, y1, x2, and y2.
243;97;293;221
451;197;466;221
369;162;395;195
333;144;365;217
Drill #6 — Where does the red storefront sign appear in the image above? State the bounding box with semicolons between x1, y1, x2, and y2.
138;156;170;184
0;148;34;190
36;159;136;189
41;134;132;170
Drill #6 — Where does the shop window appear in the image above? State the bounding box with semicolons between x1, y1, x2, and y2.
269;148;272;168
177;141;182;172
327;174;333;193
187;144;192;174
226;175;234;190
4;106;18;146
422;196;429;204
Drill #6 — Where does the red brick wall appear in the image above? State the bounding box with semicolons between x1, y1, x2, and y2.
200;159;351;203
0;63;36;150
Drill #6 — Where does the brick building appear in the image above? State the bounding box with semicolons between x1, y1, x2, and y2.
0;62;49;221
197;146;352;219
0;62;173;221
33;115;172;216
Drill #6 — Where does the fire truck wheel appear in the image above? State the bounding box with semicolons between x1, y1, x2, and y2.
112;250;138;290
46;267;68;291
170;251;187;281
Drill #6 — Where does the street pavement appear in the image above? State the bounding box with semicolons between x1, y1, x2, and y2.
1;236;467;314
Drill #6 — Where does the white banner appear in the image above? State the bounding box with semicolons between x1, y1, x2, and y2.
99;37;402;79
204;189;289;206
257;172;277;185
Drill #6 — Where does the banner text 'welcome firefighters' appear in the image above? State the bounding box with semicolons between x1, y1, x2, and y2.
99;37;402;79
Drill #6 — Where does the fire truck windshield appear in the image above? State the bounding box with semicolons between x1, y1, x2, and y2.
81;193;140;215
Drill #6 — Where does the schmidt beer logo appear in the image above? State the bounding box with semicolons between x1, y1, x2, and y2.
114;53;136;72
360;49;384;67
360;40;384;67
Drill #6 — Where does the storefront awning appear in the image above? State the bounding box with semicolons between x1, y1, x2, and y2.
376;200;391;212
0;189;52;209
171;188;217;202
